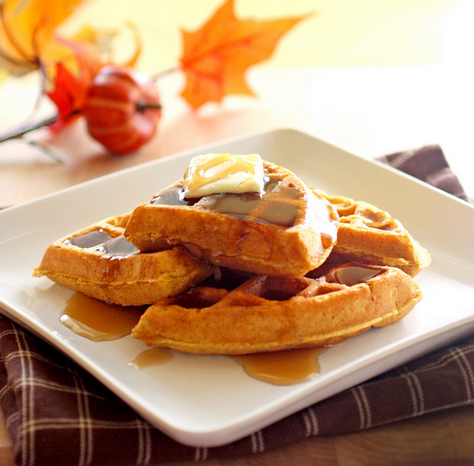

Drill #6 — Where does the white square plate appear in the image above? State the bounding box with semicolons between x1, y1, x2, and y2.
1;128;473;447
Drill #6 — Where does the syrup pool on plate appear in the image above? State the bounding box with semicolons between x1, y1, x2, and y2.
129;347;174;369
231;347;329;385
61;293;329;385
61;292;146;342
129;346;328;385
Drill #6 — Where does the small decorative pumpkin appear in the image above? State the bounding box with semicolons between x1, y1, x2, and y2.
83;66;162;155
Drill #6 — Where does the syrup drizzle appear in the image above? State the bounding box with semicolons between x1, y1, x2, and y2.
201;186;299;227
356;206;399;231
128;346;329;385
327;264;382;286
151;177;301;227
231;347;329;385
61;293;329;385
65;230;138;256
151;186;198;206
129;348;174;369
65;229;112;248
95;235;139;255
61;292;145;341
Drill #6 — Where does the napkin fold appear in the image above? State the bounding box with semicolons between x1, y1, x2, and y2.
377;144;473;203
0;144;472;466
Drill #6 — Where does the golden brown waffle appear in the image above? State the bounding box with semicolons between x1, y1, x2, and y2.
124;161;339;278
132;263;423;354
310;191;431;277
33;213;214;306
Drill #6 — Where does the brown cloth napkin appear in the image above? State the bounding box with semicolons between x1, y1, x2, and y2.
0;144;472;466
377;144;473;203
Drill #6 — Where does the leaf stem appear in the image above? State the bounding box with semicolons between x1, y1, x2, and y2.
27;140;63;163
151;66;180;82
0;114;58;142
0;66;178;147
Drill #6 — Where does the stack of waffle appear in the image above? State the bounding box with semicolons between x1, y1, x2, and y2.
34;156;430;354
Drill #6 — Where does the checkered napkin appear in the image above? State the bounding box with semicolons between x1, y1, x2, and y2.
0;144;472;466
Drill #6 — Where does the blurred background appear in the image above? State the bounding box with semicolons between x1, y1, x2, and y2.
0;0;472;204
56;0;472;71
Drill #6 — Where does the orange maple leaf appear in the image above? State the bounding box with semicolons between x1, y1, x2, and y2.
179;0;310;108
44;24;142;126
45;37;103;128
0;0;84;75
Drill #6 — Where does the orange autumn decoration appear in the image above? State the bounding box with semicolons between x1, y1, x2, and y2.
0;0;141;129
45;38;103;126
45;25;142;130
0;0;84;76
0;0;310;155
179;0;307;108
82;66;162;155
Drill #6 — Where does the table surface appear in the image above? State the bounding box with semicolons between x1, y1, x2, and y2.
1;0;473;464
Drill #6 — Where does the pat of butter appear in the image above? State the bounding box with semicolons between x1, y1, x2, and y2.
183;153;265;198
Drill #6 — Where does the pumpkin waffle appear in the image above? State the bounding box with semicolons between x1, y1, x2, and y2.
33;213;214;306
124;161;339;278
132;263;423;355
309;190;431;277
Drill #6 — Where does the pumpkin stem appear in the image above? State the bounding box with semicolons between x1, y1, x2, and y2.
136;100;162;112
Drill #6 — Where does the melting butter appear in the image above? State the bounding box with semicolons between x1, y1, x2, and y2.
183;153;265;198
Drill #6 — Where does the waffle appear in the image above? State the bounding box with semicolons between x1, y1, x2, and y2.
124;161;339;278
33;213;214;306
132;263;423;354
309;191;431;277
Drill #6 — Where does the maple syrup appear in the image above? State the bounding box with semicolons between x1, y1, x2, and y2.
95;235;139;256
64;230;138;256
200;267;254;291
65;229;112;248
151;177;301;227
231;347;329;385
127;346;328;385
61;293;329;385
357;207;399;231
129;347;174;369
327;264;382;286
61;292;146;341
321;232;335;249
151;186;198;206
201;187;299;227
